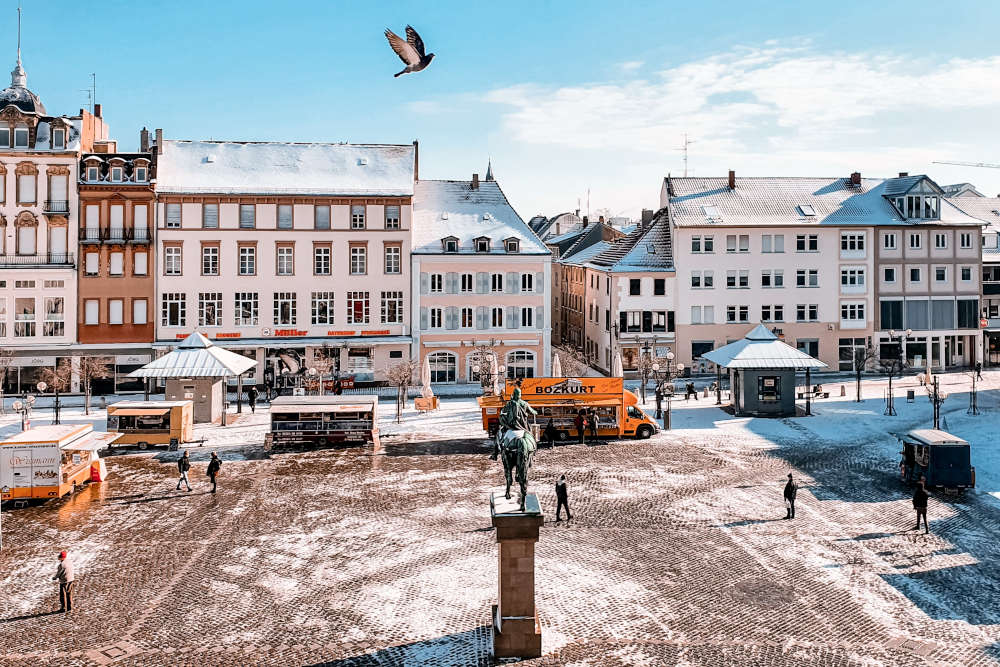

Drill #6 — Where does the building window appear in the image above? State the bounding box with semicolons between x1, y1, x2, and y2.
506;350;535;379
505;239;520;253
107;251;123;276
384;246;401;274
444;238;458;252
51;128;66;149
165;203;181;228
475;238;490;252
237;246;256;276
491;273;503;293
762;234;784;253
311;291;335;325
14;297;35;337
428;351;457;383
841;302;865;321
960;232;973;249
103;298;123;326
273;292;297;325
840;268;865;287
239;204;256;229
43;297;65;336
133;299;148;325
234;292;258;326
430;307;443;328
164;247;182;275
276;246;294;275
198;293;223;327
883;233;897;250
277;204;293;229
491;306;504;327
884;267;896;283
909;233;921;249
653;278;666;296
13;126;28;147
0;127;8;147
347;291;369;324
726;234;749;253
314;246;331;275
350;246;367;274
381;291;403;324
84;252;99;276
521;273;534;293
430;274;444;293
111;166;123;183
935;266;947;282
460;306;473;328
796;304;819;322
17;173;35;204
758;376;780;403
384;205;400;229
761;269;784;288
841;232;865;252
909;267;921;282
86;165;98;182
134;166;147;182
314;205;330;230
201;246;219;275
796;269;819;287
796;234;818;252
958;299;979;329
84;299;99;325
629;279;641;295
161;293;186;327
961;266;972;282
934;233;947;249
351;205;366;229
202;204;219;228
521;307;534;328
461;273;473;292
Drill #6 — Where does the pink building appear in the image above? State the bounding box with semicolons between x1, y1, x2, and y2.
412;175;552;384
154;137;416;391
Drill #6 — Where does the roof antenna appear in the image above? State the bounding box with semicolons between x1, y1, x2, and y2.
90;73;96;114
677;133;695;177
16;2;21;66
10;1;26;88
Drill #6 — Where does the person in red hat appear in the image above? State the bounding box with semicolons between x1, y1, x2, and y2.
52;550;74;613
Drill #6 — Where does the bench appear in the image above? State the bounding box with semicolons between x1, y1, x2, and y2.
797;391;830;399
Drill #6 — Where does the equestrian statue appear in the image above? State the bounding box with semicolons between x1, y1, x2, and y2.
490;387;538;511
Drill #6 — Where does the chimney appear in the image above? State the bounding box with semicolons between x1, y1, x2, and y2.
471;173;479;190
850;171;861;185
641;209;654;226
728;170;736;190
582;215;589;226
94;103;102;118
898;172;908;178
155;128;163;155
412;140;419;181
140;127;150;152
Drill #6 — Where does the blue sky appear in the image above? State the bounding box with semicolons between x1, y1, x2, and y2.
11;0;1000;217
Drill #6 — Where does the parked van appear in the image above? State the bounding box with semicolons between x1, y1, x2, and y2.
1;425;121;501
477;377;658;440
899;429;975;491
107;400;194;449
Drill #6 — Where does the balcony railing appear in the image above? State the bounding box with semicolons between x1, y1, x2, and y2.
44;200;69;214
78;227;151;243
81;227;101;243
0;253;75;268
132;227;150;242
106;227;126;242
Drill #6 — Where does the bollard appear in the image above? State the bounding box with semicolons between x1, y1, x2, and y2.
840;385;846;397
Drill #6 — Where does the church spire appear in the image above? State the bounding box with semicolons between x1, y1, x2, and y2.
485;158;494;182
10;3;26;88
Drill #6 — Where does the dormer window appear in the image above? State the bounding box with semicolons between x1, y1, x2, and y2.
504;238;519;253
111;167;123;183
475;237;490;253
86;166;99;182
51;128;65;150
799;204;816;216
0;127;10;147
895;194;939;220
134;166;147;182
13;126;28;148
442;236;458;253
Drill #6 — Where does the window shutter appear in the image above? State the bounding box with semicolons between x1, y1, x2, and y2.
446;272;458;294
419;307;428;330
476;272;488;294
134;252;148;275
506;306;516;328
446;306;458;330
535;306;544;329
619;311;627;332
420;272;429;295
535;272;544;294
506;272;518;294
85;253;98;274
476;306;486;329
133;300;147;325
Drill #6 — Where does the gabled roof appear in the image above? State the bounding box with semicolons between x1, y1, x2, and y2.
703;324;828;369
412;180;549;255
882;174;942;197
941;183;984;198
155;141;415;196
589;207;673;272
561;240;611;266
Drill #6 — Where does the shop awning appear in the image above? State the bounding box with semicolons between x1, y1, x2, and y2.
111;408;170;417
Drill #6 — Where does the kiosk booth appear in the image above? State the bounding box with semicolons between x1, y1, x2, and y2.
107;400;194;449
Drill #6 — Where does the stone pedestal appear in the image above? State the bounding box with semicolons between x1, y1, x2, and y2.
490;489;543;659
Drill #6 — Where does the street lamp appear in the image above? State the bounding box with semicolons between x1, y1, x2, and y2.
884;328;913;416
639;341;653;404
651;351;683;430
12;394;35;431
36;380;61;425
306;367;319;395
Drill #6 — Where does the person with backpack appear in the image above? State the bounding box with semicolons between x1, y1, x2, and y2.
176;450;192;491
207;452;222;494
52;550;74;613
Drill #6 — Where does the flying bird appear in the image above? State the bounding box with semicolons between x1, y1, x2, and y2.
384;25;435;77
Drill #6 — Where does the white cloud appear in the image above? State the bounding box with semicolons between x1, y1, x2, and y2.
619;60;644;72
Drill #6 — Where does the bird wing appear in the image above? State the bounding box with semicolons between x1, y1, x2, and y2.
405;25;426;57
385;28;421;66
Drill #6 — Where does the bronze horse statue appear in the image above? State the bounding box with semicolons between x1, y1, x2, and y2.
490;388;537;511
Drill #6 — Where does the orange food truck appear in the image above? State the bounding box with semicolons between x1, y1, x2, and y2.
106;400;194;449
1;425;121;501
477;377;659;441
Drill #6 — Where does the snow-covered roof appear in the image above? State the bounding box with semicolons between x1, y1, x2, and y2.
155;141;415;196
561;240;610;266
412;180;549;255
703;324;828;369
668;176;984;228
589;208;674;272
129;332;257;378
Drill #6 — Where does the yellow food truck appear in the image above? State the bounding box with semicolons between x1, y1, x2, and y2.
477;377;659;441
267;395;379;449
106;400;194;450
1;425;121;501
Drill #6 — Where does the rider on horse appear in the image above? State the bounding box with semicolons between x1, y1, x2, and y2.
490;387;538;510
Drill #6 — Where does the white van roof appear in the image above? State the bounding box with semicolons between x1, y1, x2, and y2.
905;429;969;446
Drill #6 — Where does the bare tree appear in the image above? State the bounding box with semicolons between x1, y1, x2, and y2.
308;345;338;395
635;352;657;403
0;349;12;414
39;360;73;424
852;344;877;402
384;359;419;423
79;357;111;415
470;340;502;393
552;343;589;378
879;357;904;416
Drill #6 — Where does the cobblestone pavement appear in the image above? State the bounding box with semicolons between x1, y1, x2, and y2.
3;399;1000;666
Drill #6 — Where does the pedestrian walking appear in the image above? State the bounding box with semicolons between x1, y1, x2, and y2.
333;378;343;395
176;450;192;491
544;418;558;448
555;474;572;521
975;361;983;381
574;410;586;445
246;385;259;413
52;550;74;613
913;476;929;533
207;452;222;494
783;473;798;519
588;408;598;439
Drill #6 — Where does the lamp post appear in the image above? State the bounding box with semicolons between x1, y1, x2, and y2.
639;340;653;404
12;395;35;431
306;367;319;395
36;381;61;425
884;328;912;417
651;352;684;430
929;375;948;429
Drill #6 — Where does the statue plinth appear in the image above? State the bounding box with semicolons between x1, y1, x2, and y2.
490;489;543;659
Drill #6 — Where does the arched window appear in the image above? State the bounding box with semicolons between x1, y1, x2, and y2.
506;350;535;380
467;351;497;385
428;351;457;383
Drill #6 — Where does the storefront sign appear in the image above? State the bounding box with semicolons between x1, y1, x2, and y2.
11;356;57;368
517;377;624;396
216;332;242;339
361;330;390;336
115;354;151;365
275;329;308;337
326;330;356;337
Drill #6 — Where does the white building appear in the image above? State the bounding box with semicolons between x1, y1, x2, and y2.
153;138;416;390
411;175;551;384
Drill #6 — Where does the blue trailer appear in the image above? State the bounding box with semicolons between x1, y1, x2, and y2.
899;429;975;492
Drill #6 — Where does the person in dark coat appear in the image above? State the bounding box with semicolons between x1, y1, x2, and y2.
574;410;586;445
543;418;558;448
207;452;222;494
53;550;74;613
588;408;599;438
913;476;929;533
555;474;572;521
975;361;983;381
176;450;192;491
783;473;798;519
246;386;259;413
333;379;343;395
